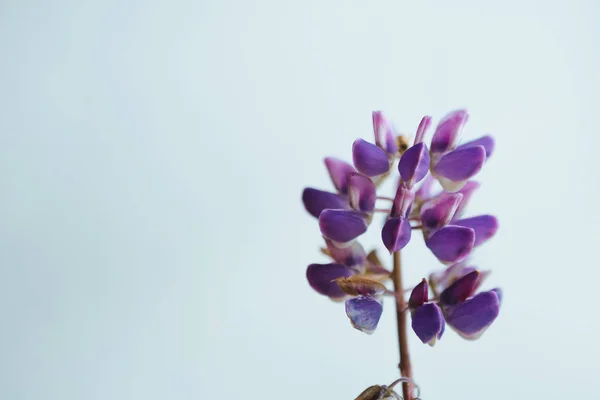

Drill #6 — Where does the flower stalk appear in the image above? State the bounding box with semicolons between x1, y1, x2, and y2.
392;251;413;400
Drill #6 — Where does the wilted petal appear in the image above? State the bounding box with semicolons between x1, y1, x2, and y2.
381;217;412;253
319;209;368;243
433;145;486;192
352;139;390;176
414;116;432;144
425;225;475;264
453;215;499;246
444;290;500;340
306;263;354;299
355;385;387;400
345;296;383;334
302;188;349;218
430;109;469;154
408;278;429;309
420;193;463;230
324;157;356;194
348;173;376;213
391;184;415;218
412;303;445;345
336;276;387;296
439;270;481;305
325;238;366;268
457;135;495;158
398;143;430;187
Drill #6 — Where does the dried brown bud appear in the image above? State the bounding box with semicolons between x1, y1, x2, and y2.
335;276;387;296
395;134;411;154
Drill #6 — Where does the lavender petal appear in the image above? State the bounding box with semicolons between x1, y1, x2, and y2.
420;193;463;230
324;157;356;194
430;109;469;154
381;217;412;253
439;270;481;305
319;209;368;243
325;238;367;268
302;188;349;218
453;215;499;246
412;303;445;345
306;263;354;299
444;290;501;340
352;139;390;176
457;135;495;158
433;145;486;192
425;225;475;264
345;295;383;334
348;173;376;214
398;142;430;187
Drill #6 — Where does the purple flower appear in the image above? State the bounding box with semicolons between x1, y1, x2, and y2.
302;109;502;349
408;279;445;346
438;270;501;340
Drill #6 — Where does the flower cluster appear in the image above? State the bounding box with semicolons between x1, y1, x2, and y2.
302;109;501;344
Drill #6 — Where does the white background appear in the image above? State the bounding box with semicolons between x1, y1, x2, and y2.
1;1;598;399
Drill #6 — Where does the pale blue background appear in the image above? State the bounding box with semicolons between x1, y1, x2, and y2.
1;1;598;399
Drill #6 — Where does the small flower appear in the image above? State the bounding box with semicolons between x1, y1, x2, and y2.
438;270;501;340
409;279;445;346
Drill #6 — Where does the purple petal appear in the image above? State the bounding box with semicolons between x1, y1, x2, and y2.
425;225;475;264
453;215;499;246
384;129;398;155
439;270;481;305
451;180;480;218
352;139;390;177
420;193;463;230
325;239;366;268
302;188;349;218
414;116;432;145
391;184;415;218
306;263;354;299
430;109;469;154
336;276;387;297
381;217;412;253
347;173;376;213
319;209;368;243
457;135;495;158
398;143;430;187
372;111;392;149
444;290;500;340
433;145;486;192
408;278;429;309
324;157;356;194
345;296;383;334
412;303;445;345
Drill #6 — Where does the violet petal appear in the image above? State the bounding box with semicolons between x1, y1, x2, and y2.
352;139;390;176
324;157;356;194
425;225;475;264
453;215;499;246
444;290;500;340
381;217;412;253
433;145;486;192
345;295;383;334
451;180;480;218
420;193;463;230
325;238;367;268
306;263;354;299
302;188;349;218
398;142;430;187
391;184;415;218
457;135;495;158
414;116;432;145
347;173;376;213
430;109;469;154
319;209;368;243
412;303;445;345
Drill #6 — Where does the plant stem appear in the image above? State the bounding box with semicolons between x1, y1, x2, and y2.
392;251;413;400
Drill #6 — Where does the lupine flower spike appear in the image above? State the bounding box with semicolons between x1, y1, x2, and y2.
302;109;501;399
